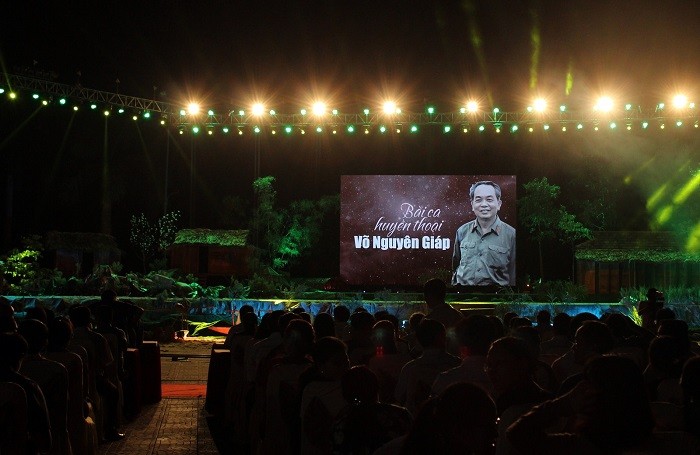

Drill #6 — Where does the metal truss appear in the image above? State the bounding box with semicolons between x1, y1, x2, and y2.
3;73;699;130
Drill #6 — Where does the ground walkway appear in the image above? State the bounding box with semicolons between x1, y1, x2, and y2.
98;339;231;454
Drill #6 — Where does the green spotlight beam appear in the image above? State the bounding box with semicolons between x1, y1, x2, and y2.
462;0;492;106
672;170;700;205
529;8;541;90
565;60;574;96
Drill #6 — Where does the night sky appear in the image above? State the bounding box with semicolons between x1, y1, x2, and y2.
2;1;700;278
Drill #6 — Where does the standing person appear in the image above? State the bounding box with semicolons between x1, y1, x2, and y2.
452;180;516;287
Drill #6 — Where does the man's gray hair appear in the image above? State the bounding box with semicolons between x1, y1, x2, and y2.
469;181;502;200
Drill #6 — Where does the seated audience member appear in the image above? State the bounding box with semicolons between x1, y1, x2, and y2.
225;311;257;424
18;318;72;455
0;332;52;454
645;335;687;403
346;311;376;366
423;278;464;330
512;325;558;393
507;355;700;454
558;320;615;394
399;382;498;455
0;381;28;455
395;318;461;414
312;312;336;339
432;314;497;397
403;312;425;358
485;336;553;455
228;304;255;335
332;305;352;342
260;319;315;455
368;320;412;403
603;312;648;368
638;287;665;333
0;301;18;333
681;356;700;438
99;289;144;348
534;310;553;342
69;305;122;442
46;317;91;455
550;312;598;383
332;366;412;455
539;312;572;362
299;337;351;455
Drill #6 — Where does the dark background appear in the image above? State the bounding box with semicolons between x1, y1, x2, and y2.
1;1;700;281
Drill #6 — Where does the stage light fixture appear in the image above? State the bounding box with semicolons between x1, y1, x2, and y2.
254;126;261;134
238;129;244;135
528;127;534;132
208;129;213;135
610;122;617;129
42;100;48;106
312;102;326;116
363;108;370;116
143;111;151;119
562;126;567;132
8;92;17;99
90;104;97;110
396;128;401;134
577;123;583;130
300;108;307;115
657;103;665;110
560;105;566;112
238;110;245;116
625;103;633;111
594;97;613;112
0;88;4;94
285;126;293;134
427;106;435;115
316;126;323;133
252;103;265;116
32;93;39;99
627;124;632;130
660;124;665;129
673;94;688;109
533;98;546;112
493;107;500;114
132;115;138;121
272;129;278;135
511;125;519;132
379;125;387;133
383;101;397;115
676;120;683;127
642;122;649;129
118;108;124;114
192;126;200;134
187;103;201;115
443;125;451;133
462;127;468;133
347;125;355;133
364;128;369;134
332;109;338;115
223;127;229;133
206;109;213;116
467;101;478;113
543;124;550;131
73;106;79;111
301;129;306;135
410;125;418;133
180;109;187;116
269;109;276;115
332;129;337;134
478;125;485;132
179;130;184;135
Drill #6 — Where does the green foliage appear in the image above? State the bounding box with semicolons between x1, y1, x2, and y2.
229;279;251;299
250;176;339;274
519;178;590;279
532;280;587;303
130;210;181;272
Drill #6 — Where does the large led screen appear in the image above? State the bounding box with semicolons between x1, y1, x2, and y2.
340;175;517;287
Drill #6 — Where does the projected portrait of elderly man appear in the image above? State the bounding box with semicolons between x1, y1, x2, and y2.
452;181;516;287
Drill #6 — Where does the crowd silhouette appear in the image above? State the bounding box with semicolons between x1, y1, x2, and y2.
2;282;700;454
